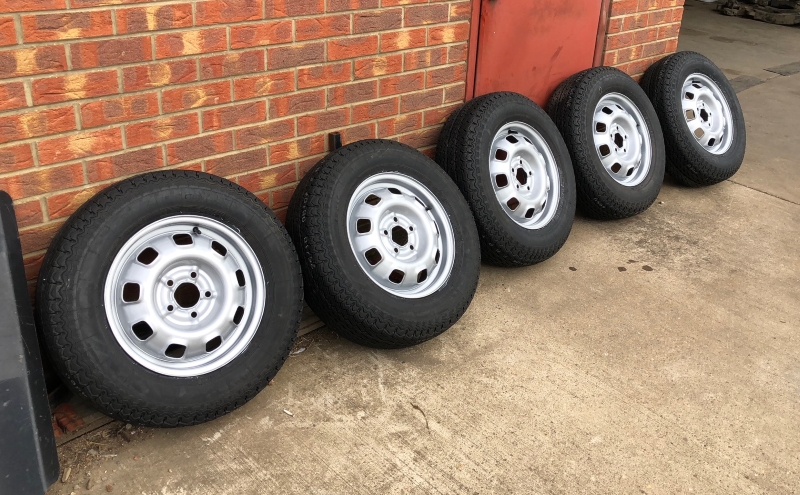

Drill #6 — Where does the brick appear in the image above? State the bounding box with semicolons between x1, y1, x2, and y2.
269;134;325;164
0;107;76;145
32;71;119;104
377;112;421;136
326;0;378;12
400;88;441;112
0;16;14;47
0;0;65;13
200;50;265;79
444;83;465;103
297;108;350;135
206;148;266;177
0;163;83;200
603;50;618;66
19;221;63;254
234;70;295;100
354;54;402;79
22;11;112;42
71;0;153;7
162;80;231;113
352;97;398;123
379;72;423;96
382;0;426;5
405;4;449;26
0;143;34;174
269;90;325;118
235;118;295;149
46;184;104;220
267;42;325;70
423;103;459;126
658;23;681;40
117;3;193;34
610;0;638;16
203;100;266;131
648;9;669;26
71;37;152;69
354;9;402;33
427;64;465;87
80;93;158;128
633;27;659;44
270;184;295;209
87;147;162;182
196;0;261;25
0;46;67;78
338;122;376;144
0;82;26;111
666;38;679;52
126;113;200;147
404;47;447;70
23;252;44;280
327;36;379;61
295;15;350;41
123;60;197;91
265;0;324;17
297;62;351;89
398;126;439;148
449;1;472;21
327;80;377;106
166;131;233;165
607;17;623;34
606;32;634;50
428;22;470;45
231;20;293;49
448;43;468;63
14;199;42;229
642;40;668;58
298;156;320;176
37;128;123;165
155;28;227;59
237;163;296;193
380;28;426;52
622;13;648;30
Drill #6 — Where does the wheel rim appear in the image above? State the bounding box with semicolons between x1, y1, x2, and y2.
593;92;652;186
346;173;455;299
490;122;561;229
682;73;734;155
104;215;265;377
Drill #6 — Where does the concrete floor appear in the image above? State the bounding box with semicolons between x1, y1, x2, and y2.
49;3;799;494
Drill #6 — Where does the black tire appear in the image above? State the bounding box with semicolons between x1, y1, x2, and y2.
36;171;303;427
548;67;666;219
287;140;480;349
642;51;746;186
436;92;576;267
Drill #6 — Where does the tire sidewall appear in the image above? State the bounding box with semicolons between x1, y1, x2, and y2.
318;143;480;323
43;176;301;415
662;54;746;172
472;97;576;251
581;72;666;206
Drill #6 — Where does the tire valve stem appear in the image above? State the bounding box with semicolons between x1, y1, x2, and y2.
193;226;202;236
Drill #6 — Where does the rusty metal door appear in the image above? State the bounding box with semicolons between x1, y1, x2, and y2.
472;0;605;106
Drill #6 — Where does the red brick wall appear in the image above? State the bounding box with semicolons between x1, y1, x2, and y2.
601;0;684;78
0;0;471;291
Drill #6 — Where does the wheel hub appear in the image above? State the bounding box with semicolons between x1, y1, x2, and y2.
104;215;265;377
682;73;734;155
347;173;455;298
593;92;651;186
489;122;559;229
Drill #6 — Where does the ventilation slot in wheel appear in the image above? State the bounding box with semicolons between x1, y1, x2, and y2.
506;197;520;210
685;109;696;120
596;123;606;133
365;194;381;206
131;321;153;340
525;208;535;219
417;269;428;283
388;187;402;195
206;336;222;352
388;270;404;284
235;269;245;287
611;163;622;173
211;241;227;256
122;283;140;302
365;248;382;265
495;149;508;161
165;344;186;359
173;233;193;245
708;138;715;146
602;107;613;115
357;219;371;234
599;145;611;157
435;249;440;264
685;92;694;100
506;135;518;144
137;248;158;265
233;306;244;325
495;174;509;188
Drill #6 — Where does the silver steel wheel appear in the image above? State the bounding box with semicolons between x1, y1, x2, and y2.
682;73;734;155
490;122;560;229
104;215;265;377
346;173;455;299
593;92;652;186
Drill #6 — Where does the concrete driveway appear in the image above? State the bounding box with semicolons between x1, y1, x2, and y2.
48;3;799;494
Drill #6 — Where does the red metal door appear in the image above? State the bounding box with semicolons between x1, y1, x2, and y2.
472;0;604;106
